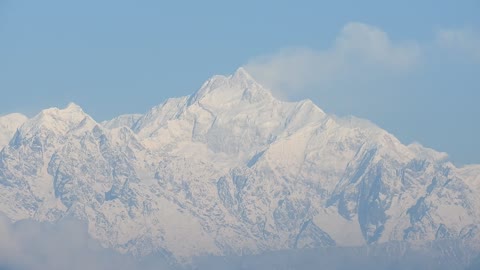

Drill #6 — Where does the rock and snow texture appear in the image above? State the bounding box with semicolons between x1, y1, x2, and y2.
0;113;28;149
101;114;142;130
0;67;479;262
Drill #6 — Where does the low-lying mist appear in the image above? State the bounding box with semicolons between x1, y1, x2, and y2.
0;215;174;270
0;215;477;270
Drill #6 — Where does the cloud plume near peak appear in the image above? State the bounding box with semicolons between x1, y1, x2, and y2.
244;22;480;166
245;22;421;98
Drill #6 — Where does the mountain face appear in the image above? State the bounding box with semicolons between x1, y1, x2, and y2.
0;113;28;149
0;68;479;264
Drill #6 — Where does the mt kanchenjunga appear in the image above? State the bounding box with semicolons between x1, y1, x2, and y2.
0;68;479;262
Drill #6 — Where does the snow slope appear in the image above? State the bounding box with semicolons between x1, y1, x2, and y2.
0;113;28;149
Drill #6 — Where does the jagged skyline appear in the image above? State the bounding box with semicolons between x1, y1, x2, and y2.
1;69;479;268
1;1;479;165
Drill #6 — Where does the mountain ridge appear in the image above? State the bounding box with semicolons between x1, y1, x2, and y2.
0;67;478;264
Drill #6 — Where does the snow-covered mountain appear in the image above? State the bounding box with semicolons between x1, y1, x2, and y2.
0;68;479;263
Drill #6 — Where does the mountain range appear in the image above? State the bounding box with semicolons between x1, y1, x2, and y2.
0;68;479;267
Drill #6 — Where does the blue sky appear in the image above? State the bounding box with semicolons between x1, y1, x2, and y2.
0;0;479;165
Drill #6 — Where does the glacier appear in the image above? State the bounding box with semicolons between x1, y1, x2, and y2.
0;68;479;266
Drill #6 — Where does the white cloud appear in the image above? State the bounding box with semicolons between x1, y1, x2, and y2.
335;22;420;68
244;22;421;97
436;28;480;60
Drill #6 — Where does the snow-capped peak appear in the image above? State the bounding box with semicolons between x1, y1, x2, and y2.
19;102;96;137
230;67;256;84
188;67;274;106
64;102;83;112
0;113;28;128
